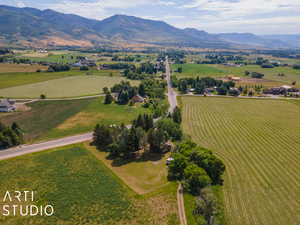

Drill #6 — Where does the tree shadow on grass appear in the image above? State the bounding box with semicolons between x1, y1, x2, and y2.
110;151;165;167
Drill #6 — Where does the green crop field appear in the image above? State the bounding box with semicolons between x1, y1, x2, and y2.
0;74;135;98
172;64;225;78
0;145;136;225
0;144;179;225
0;70;120;90
0;98;149;142
181;96;300;225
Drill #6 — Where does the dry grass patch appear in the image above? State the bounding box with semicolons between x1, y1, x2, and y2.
84;142;170;195
0;63;47;73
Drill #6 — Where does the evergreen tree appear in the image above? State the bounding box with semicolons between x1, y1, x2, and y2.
104;93;113;104
138;83;146;97
148;128;167;153
172;107;182;124
93;124;113;149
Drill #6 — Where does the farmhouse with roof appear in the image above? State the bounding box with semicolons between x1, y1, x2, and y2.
0;99;16;112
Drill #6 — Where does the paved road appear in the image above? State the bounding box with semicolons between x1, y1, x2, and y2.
165;57;177;113
14;94;105;102
0;132;93;161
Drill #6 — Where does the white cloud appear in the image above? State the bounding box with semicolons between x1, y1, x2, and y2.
16;1;26;8
45;0;177;20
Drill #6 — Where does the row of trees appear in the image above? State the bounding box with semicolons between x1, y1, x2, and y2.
168;140;226;224
47;64;71;72
172;76;236;95
0;122;23;149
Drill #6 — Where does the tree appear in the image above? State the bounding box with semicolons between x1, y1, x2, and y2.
40;94;46;99
93;124;113;150
148;128;167;153
172;107;182;124
177;67;183;73
156;118;182;141
80;66;89;71
104;93;113;104
118;90;129;104
138;83;146;97
183;164;211;195
103;87;109;94
190;149;225;185
293;64;300;70
168;153;188;180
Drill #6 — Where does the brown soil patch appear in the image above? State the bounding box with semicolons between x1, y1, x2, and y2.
57;112;102;130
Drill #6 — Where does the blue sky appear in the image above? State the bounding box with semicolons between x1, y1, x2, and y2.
1;0;300;34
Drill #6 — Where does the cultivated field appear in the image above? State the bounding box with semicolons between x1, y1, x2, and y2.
0;63;48;73
0;98;149;142
0;70;120;89
172;64;225;78
0;75;137;98
181;96;300;225
0;144;179;225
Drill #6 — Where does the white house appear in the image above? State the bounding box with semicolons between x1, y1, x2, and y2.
0;99;16;112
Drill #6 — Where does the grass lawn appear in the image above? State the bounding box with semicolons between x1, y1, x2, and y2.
181;96;300;225
0;74;135;98
0;98;149;142
0;63;48;73
0;144;179;225
171;64;225;78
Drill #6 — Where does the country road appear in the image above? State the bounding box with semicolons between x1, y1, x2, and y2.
0;132;93;160
165;57;178;113
165;57;188;225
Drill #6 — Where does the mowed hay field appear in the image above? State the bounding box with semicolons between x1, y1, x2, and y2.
0;75;138;98
181;96;300;225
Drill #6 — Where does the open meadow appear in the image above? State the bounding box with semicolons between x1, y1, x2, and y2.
0;144;179;225
0;97;149;142
0;74;136;98
181;96;300;225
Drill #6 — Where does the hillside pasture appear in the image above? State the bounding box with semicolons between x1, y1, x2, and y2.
0;97;149;142
0;75;136;98
181;96;300;225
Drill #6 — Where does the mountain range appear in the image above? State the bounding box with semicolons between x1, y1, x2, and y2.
0;5;299;49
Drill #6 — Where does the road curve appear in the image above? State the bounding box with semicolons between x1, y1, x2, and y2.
0;132;93;161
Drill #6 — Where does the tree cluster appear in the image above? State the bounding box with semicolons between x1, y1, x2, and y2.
0;122;23;149
93;114;182;159
168;141;225;194
47;64;71;72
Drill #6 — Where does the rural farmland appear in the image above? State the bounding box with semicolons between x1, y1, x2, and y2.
181;96;300;225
